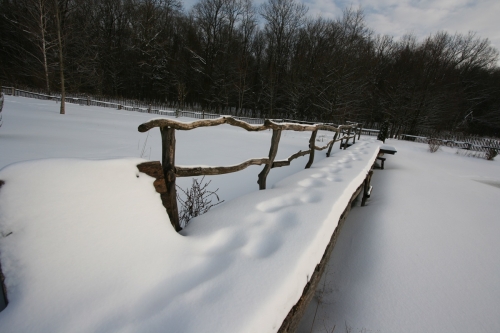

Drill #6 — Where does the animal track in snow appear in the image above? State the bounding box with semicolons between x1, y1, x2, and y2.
275;212;299;230
243;232;282;259
310;173;327;179
300;191;322;203
204;228;248;255
328;167;342;174
327;176;343;182
256;195;301;213
298;178;327;188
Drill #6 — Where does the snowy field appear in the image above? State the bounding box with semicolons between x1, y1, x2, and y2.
298;140;500;333
0;96;345;201
1;96;500;333
0;96;378;332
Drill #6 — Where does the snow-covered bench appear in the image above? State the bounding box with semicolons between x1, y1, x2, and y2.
376;144;397;169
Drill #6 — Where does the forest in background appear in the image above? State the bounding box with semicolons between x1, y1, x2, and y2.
1;0;499;136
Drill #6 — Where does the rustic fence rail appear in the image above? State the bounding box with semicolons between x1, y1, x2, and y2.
137;117;359;231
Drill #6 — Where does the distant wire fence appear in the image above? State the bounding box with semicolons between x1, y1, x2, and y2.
3;85;498;153
1;86;267;125
1;86;383;131
400;134;500;153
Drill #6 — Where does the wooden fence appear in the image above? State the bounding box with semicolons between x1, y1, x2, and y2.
3;86;389;131
401;134;500;153
1;86;262;121
1;86;267;124
137;117;360;231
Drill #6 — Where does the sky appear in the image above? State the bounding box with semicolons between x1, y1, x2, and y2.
183;0;500;57
304;0;500;52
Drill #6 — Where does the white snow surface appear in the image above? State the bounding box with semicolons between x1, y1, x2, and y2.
3;95;500;333
298;139;500;333
0;96;380;332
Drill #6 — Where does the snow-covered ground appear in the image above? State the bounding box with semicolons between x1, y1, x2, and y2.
0;95;340;201
298;140;500;333
0;96;378;332
1;96;499;333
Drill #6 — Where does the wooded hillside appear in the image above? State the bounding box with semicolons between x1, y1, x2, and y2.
1;0;499;136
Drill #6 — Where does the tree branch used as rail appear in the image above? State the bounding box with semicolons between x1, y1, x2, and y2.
138;116;356;133
272;150;312;168
175;158;270;177
138;116;269;132
272;133;356;168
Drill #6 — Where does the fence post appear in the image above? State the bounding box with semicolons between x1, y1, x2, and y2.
87;96;90;106
305;130;318;169
326;132;338;157
258;129;282;190
357;124;363;140
12;87;16;96
160;127;181;231
344;127;352;150
361;170;374;206
148;104;152;113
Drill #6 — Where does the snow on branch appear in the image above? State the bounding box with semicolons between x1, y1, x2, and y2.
176;158;270;177
138;116;357;133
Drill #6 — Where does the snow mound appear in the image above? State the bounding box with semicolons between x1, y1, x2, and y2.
0;139;380;333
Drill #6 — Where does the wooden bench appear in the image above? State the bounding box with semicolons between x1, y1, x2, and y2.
376;156;386;169
376;146;397;169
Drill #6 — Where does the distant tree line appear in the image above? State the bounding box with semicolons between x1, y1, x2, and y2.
1;0;499;136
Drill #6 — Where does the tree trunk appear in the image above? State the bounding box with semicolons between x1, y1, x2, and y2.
305;130;318;168
258;129;281;189
38;0;50;94
54;0;65;114
160;127;181;231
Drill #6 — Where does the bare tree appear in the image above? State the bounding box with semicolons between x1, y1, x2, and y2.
260;0;307;118
2;0;57;93
54;0;67;114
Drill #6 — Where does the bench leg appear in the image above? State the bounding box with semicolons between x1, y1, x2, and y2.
361;170;373;206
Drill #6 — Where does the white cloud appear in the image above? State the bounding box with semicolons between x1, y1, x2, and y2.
180;0;500;60
304;0;500;54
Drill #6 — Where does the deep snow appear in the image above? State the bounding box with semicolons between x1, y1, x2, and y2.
0;96;379;332
298;140;500;333
0;96;340;202
1;95;500;333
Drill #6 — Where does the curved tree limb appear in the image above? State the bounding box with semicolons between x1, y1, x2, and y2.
138;116;355;133
272;150;312;168
176;158;270;177
139;116;269;132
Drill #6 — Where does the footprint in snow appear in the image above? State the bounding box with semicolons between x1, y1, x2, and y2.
310;173;327;178
327;176;343;182
204;228;248;255
243;232;283;259
300;190;322;203
256;195;302;213
298;178;327;188
329;167;342;174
